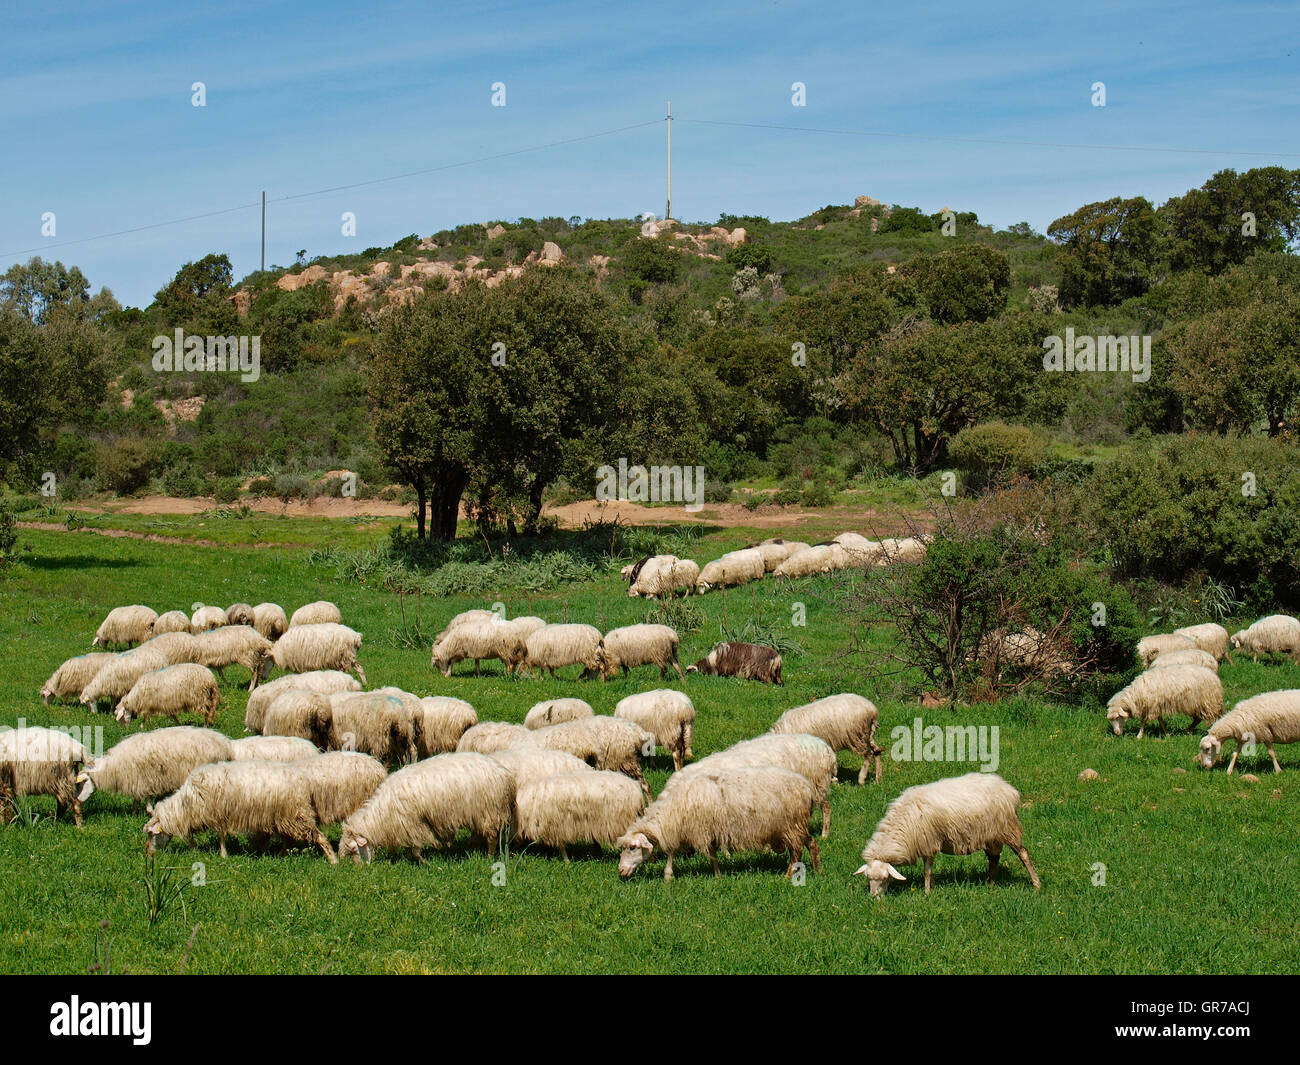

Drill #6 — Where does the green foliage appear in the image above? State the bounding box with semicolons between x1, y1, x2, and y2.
726;242;773;275
0;498;19;564
1160;167;1300;275
621;237;681;284
879;207;934;235
213;477;242;504
95;438;162;495
949;421;1046;486
904;245;1011;324
1048;196;1160;308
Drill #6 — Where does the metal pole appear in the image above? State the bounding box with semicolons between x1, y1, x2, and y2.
666;102;672;221
261;191;266;272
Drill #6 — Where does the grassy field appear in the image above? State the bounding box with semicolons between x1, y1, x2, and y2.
2;517;1299;975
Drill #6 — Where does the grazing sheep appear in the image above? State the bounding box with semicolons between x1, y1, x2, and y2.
338;752;514;863
189;605;229;634
524;698;594;730
489;747;593;792
243;670;361;733
1137;632;1196;667
327;692;418;766
1199;691;1300;774
528;717;654;799
290;601;343;627
1148;647;1219;673
40;652;118;705
456;721;533;755
195;625;274;691
617;766;820;882
263;623;365;685
115;664;222;728
294;751;388;824
771;693;882;784
696;548;766;593
93;605;158;648
144;760;335;861
516;771;647;859
1106;664;1223;738
613;689;695;770
493;616;548;674
230;735;320;762
747;539;812;572
832;533;884;568
773;544;842;579
251;602;288;642
598;624;684;682
662;733;837;837
687;642;783;685
415;696;478;757
152;610;192;636
435;608;499;642
975;627;1072;677
873;536;929;565
430;619;510;677
627;555;700;599
263;690;334;748
225;603;255;627
520;624;604;680
140;630;201;665
1173;622;1232;662
1229;615;1300;663
76;726;234;805
80;646;170;711
0;726;88;826
854;772;1040;896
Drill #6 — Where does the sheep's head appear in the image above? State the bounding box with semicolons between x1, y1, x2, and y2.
1229;631;1246;650
40;686;54;706
1199;734;1222;769
143;816;169;854
695;581;712;595
91;635;102;648
338;831;372;864
617;833;654;878
113;703;132;725
1105;702;1130;736
75;765;97;803
854;859;906;897
257;656;275;682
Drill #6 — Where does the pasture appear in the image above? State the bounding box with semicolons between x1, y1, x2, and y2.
2;519;1299;975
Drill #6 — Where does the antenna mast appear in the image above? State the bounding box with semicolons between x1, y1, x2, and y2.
665;101;672;221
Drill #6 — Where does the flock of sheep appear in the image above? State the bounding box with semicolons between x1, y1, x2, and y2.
6;566;1300;897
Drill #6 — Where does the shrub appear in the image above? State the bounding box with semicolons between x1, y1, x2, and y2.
247;476;274;497
95;438;162;495
0;499;19;564
213;477;242;504
726;243;773;275
273;472;312;501
161;463;205;498
949;422;1046;488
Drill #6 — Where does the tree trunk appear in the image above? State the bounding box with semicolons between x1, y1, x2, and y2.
524;478;546;535
428;474;467;542
414;479;427;540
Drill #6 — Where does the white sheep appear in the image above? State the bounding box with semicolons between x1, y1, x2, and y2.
1137;632;1196;667
262;690;334;747
144;760;336;861
93;605;158;648
263;623;366;684
140;630;201;665
516;771;647;860
1199;691;1300;773
771;693;882;784
115;663;222;728
617;765;821;882
0;726;88;826
224;603;255;627
252;602;288;641
519;623;604;680
613;689;695;770
873;536;929;565
327;692;418;766
290;600;343;627
243;670;361;733
774;544;842;579
627;556;700;598
1172;622;1232;662
79;646;170;711
76;726;234;806
489;747;593;792
40;652;118;705
152;610;192;636
832;532;884;568
230;735;320;762
528;717;654;799
430;619;509;677
1106;664;1223;737
415;696;478;757
748;539;812;572
189;605;229;634
524;698;594;730
194;625;273;691
338;752;515;863
456;721;533;754
696;548;765;593
598;623;684;681
1147;647;1219;673
435;608;498;643
1230;615;1300;663
855;772;1040;896
294;751;388;825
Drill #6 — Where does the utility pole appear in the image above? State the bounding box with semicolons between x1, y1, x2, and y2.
260;191;266;272
665;101;672;221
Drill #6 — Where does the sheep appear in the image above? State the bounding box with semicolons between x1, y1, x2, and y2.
415;696;478;757
243;670;361;733
79;646;170;711
598;623;684;682
152;610;192;636
492;616;548;674
774;545;842;579
189;605;229;634
1106;664;1223;738
524;698;594;730
290;600;343;628
742;538;810;573
489;747;593;792
115;664;222;728
294;751;388;825
771;693;882;784
230;735;320;762
76;726;234;806
627;555;700;599
140;630;201;665
456;721;533;754
1199;691;1300;774
263;690;334;748
0;726;88;827
263;623;365;685
435;608;499;642
516;771;647;860
613;689;695;770
224;603;255;627
528;717;654;799
873;536;929;565
1147;647;1219;673
617;766;821;882
195;625;274;691
327;692;418;766
975;627;1072;677
338;752;515;863
519;623;604;680
1137;632;1196;667
430;619;510;677
696;548;765;593
144;760;336;861
832;533;884;568
92;605;158;648
854;772;1040;896
252;602;288;641
1229;615;1300;663
1172;622;1232;662
40;652;118;705
687;642;783;685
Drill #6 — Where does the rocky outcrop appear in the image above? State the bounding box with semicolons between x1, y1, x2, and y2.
275;264;329;291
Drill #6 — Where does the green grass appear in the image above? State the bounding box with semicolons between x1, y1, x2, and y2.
3;523;1299;974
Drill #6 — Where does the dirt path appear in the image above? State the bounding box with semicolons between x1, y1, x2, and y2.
17;522;305;549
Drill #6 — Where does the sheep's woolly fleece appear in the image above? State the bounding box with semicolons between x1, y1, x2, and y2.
1106;664;1222;736
456;721;533;754
116;663;222;727
93;605;158;648
80;646;171;709
78;726;234;803
515;770;646;853
521;624;603;679
528;716;654;795
244;670;361;733
327;692;418;766
415;696;478;756
152;611;193;636
1230;615;1300;660
1172;622;1231;662
1137;632;1196;667
294;751;388;825
696;549;765;592
1201;691;1300;773
230;735;320;762
771;693;882;784
189;605;229;634
0;726;89;826
488;747;593;793
524;699;594;730
252;602;289;641
139;630;202;666
627;556;700;598
613;689;695;770
599;624;684;681
290;601;343;627
41;652;118;705
268;623;365;683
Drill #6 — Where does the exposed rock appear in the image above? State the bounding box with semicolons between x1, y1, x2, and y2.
486;224;506;240
855;195;882;208
417;238;438;251
228;289;251;318
724;227;746;246
275;264;329;291
120;388;134;410
1241;773;1260;784
154;395;206;434
540;241;564;263
1172;766;1187;774
870;218;880;233
370;261;392;278
588;254;611;281
1078;768;1100;782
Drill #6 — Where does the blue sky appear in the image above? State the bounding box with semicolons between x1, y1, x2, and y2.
1;0;1296;306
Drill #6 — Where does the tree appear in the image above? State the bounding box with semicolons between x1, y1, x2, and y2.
0;257;102;324
779;264;916;377
903;245;1011;324
152;253;236;330
622;236;680;285
1047;196;1160;308
1160;167;1300;275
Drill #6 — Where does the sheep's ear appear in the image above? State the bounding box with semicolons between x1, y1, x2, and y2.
886;863;906;881
145;802;154;816
853;864;870;877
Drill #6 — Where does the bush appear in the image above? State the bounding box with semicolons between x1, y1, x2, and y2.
0;499;19;564
273;472;312;501
247;476;274;497
726;243;773;275
161;463;205;498
949;422;1046;488
96;438;162;495
213;477;242;504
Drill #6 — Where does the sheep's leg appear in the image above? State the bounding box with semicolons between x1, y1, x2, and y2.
637;772;651;803
219;835;228;859
663;854;674;883
1226;745;1240;774
213;666;226;684
1136;723;1145;740
709;848;721;876
672;661;685;682
314;829;337;864
1269;745;1282;773
986;844;1002;886
559;843;569;863
819;799;832;838
407;846;425;863
923;855;933;895
1012;844;1041;890
808;837;821;874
